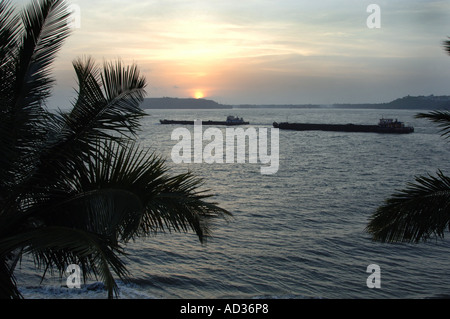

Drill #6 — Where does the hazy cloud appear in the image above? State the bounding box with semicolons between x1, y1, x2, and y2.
16;0;450;106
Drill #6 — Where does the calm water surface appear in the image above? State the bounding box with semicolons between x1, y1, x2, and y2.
17;108;450;299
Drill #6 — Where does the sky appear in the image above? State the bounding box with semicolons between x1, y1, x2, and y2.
12;0;450;106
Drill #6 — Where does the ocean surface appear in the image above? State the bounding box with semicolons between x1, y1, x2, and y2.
15;108;450;299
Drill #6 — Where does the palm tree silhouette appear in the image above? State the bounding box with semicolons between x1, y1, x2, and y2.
0;0;230;299
367;40;450;243
366;110;450;243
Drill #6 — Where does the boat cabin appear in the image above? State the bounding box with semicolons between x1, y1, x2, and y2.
378;118;405;128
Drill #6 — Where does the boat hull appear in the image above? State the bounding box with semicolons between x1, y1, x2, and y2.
272;122;414;134
160;119;249;126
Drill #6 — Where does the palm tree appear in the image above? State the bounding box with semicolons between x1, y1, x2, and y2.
0;0;230;299
366;111;450;243
366;38;450;243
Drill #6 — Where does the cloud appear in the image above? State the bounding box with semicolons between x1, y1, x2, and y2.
14;0;450;105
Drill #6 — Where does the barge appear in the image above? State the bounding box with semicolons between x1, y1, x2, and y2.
272;118;414;134
160;115;249;126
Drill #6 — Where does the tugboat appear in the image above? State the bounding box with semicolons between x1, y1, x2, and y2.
273;118;414;134
160;115;249;126
376;118;414;133
224;115;248;125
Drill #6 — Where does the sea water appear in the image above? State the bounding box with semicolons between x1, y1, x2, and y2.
15;108;450;299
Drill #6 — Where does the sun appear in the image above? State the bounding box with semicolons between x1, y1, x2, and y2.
194;91;205;99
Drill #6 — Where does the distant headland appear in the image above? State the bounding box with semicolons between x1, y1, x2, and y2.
141;97;231;109
331;95;450;110
141;95;450;110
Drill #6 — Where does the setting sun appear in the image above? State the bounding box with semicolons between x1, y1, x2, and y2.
194;91;205;99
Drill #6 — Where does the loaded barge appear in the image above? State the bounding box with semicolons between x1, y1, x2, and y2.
160;115;249;126
273;118;414;134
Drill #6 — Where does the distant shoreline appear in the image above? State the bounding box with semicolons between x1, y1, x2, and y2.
141;95;450;110
141;97;232;109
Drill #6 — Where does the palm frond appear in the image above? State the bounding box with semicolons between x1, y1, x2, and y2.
63;56;146;144
145;172;231;243
6;55;148;206
443;37;450;56
78;140;231;243
0;0;23;193
10;139;230;252
101;59;147;135
29;140;231;243
0;0;20;71
0;226;129;298
366;170;450;243
15;0;70;108
32;56;148;183
0;256;21;299
416;110;450;139
0;0;70;200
